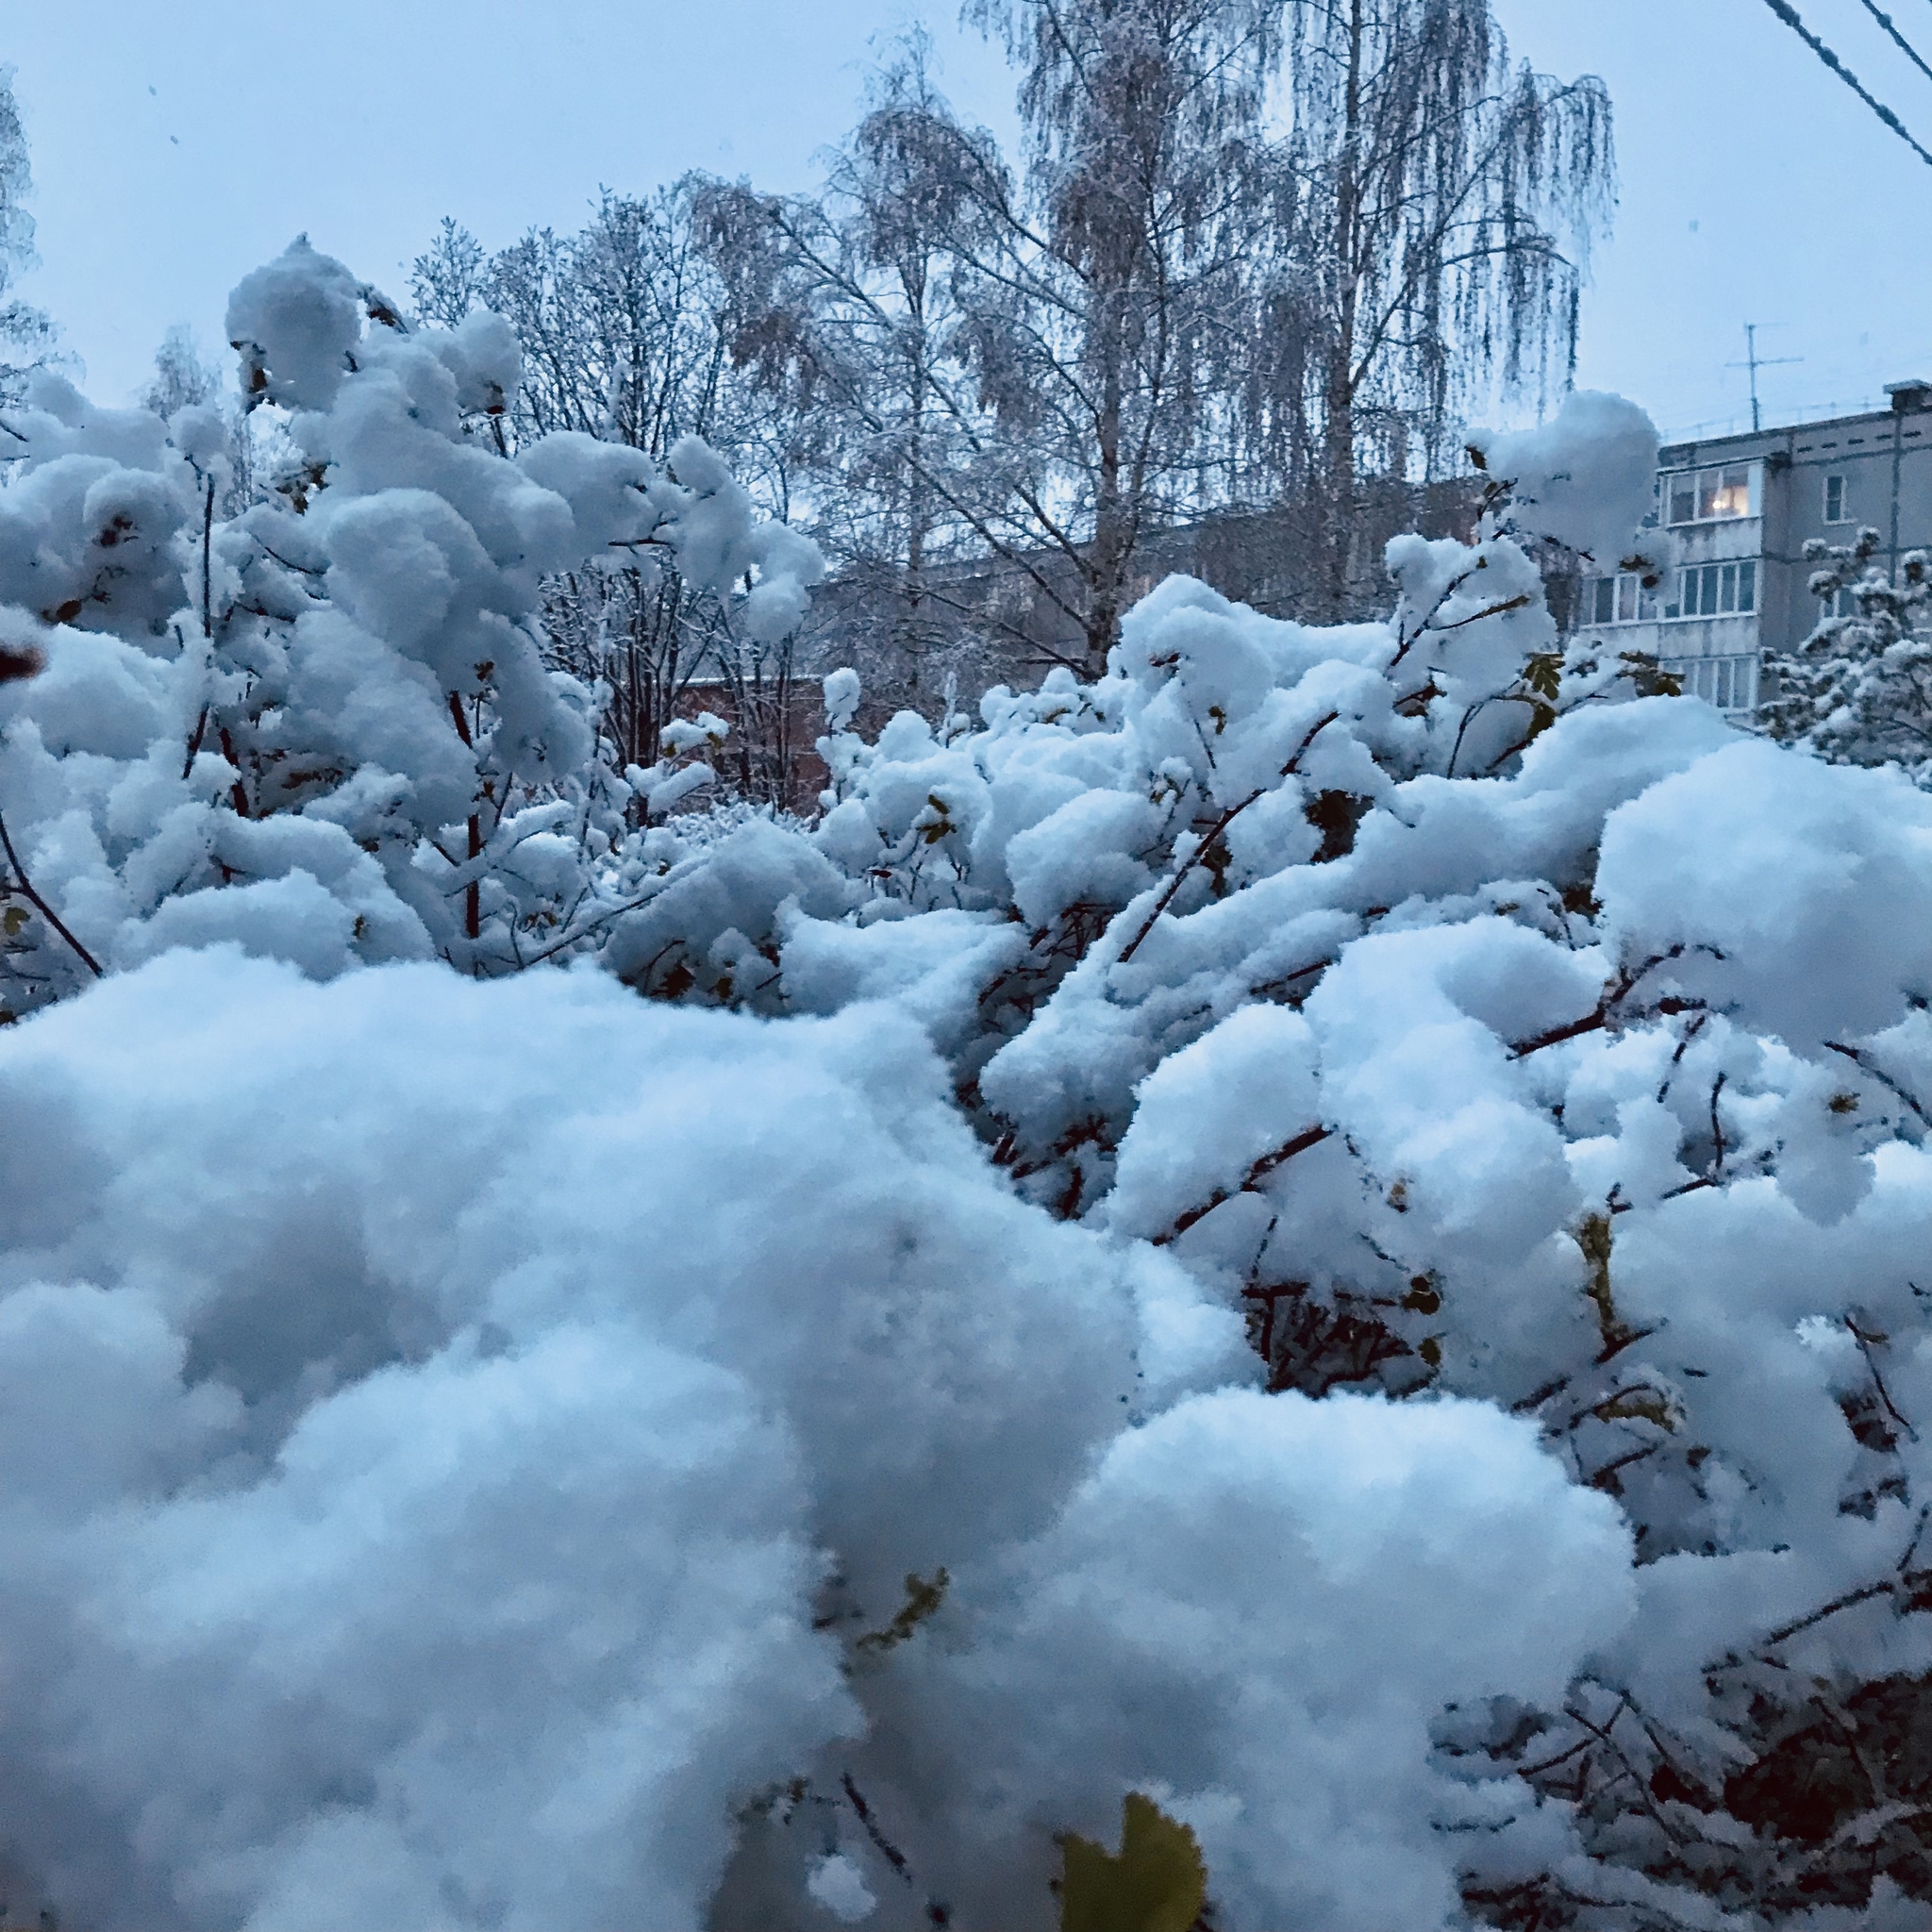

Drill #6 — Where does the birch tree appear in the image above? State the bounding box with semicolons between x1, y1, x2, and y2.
946;0;1281;674
0;64;53;394
1273;0;1613;615
700;40;1001;713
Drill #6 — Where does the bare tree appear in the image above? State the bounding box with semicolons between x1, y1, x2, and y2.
410;218;487;332
941;0;1281;674
414;190;817;806
412;0;1614;713
710;7;1280;683
0;64;54;397
716;0;1605;674
142;324;218;416
702;37;1001;714
1271;0;1613;616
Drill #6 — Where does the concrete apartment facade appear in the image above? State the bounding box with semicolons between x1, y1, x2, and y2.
1570;380;1932;713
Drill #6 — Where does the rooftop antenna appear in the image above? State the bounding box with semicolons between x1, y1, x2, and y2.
1725;322;1803;432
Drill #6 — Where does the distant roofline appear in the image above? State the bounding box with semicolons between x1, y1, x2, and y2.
1659;396;1924;458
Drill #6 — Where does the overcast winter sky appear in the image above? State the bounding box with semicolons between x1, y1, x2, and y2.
7;0;1931;440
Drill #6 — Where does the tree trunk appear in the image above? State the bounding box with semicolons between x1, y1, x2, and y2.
904;314;930;702
1319;0;1367;625
1085;291;1129;679
1321;358;1357;624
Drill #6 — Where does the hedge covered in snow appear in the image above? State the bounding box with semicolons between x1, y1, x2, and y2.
3;246;1931;1930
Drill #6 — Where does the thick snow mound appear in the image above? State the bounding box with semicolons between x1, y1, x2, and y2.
0;948;1250;1930
860;1389;1634;1932
0;951;1640;1931
1598;739;1932;1049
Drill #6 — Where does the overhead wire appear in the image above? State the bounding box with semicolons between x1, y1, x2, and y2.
1758;0;1932;168
1855;0;1932;87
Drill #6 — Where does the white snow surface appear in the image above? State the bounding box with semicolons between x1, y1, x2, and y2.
10;247;1932;1925
0;238;825;1008
0;950;1628;1931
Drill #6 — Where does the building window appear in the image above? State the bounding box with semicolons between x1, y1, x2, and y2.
1665;463;1757;525
1582;572;1655;625
1671;559;1757;619
1660;654;1758;711
1824;473;1849;524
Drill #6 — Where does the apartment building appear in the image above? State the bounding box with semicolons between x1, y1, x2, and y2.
1571;379;1932;713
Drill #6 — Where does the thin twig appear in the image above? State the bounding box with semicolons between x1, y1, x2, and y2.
840;1773;913;1885
1824;1040;1932;1131
1155;1124;1333;1245
182;705;209;781
1847;1314;1919;1443
1116;710;1340;965
0;809;102;976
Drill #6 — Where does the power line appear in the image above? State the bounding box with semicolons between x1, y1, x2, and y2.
1856;0;1932;88
1759;0;1932;168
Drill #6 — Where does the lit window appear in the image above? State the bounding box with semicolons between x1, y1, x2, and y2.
1824;474;1849;524
1666;463;1757;525
1701;466;1752;519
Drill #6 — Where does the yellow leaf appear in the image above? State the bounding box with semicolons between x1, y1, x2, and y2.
1058;1793;1207;1932
2;905;27;937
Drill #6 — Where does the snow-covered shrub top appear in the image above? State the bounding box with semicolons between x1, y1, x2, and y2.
0;238;822;1009
7;289;1932;1931
0;951;1629;1932
578;392;1932;1924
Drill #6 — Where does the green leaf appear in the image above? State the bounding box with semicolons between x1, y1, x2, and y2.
1523;651;1563;702
853;1568;949;1656
1058;1793;1207;1932
1520;699;1558;747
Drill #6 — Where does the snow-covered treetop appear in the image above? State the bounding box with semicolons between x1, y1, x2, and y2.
0;236;824;1006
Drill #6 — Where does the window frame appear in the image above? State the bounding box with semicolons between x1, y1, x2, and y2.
1579;571;1657;627
1658;653;1759;712
1670;558;1757;620
1663;460;1761;527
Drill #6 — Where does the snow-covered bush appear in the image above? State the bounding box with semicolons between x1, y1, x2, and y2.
565;392;1932;1923
0;239;820;1012
1762;523;1932;786
0;949;1629;1932
8;318;1932;1930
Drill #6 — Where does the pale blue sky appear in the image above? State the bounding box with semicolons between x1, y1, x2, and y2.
8;0;1932;440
